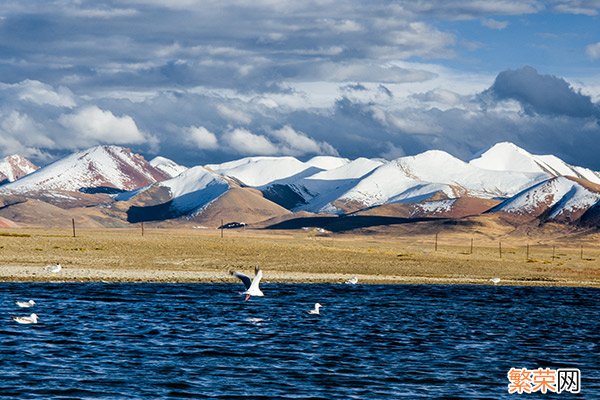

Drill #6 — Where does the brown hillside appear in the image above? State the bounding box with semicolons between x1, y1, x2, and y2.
0;216;18;228
0;198;125;228
189;187;291;227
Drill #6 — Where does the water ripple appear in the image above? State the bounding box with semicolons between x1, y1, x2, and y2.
1;283;599;398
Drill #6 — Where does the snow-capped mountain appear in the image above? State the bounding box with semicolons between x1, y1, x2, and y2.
470;142;600;184
300;150;547;213
149;156;188;178
123;166;290;224
0;155;38;184
268;157;384;212
3;141;600;229
490;176;600;222
151;166;229;214
2;145;169;193
205;155;349;187
304;156;350;170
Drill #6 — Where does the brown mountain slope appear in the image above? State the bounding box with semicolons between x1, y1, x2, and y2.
188;187;291;227
0;198;126;228
0;216;18;228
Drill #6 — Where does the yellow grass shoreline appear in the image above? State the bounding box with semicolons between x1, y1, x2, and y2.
0;227;599;288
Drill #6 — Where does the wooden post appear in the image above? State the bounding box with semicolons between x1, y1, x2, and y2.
580;245;583;260
499;241;502;259
221;219;224;238
141;222;144;237
435;233;438;252
470;238;473;255
552;245;556;261
526;244;529;260
72;218;76;238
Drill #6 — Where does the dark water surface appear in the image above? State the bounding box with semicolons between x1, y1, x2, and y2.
0;283;598;399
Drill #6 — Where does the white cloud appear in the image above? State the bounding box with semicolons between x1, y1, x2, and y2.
58;106;147;146
553;2;599;16
585;42;600;59
327;19;364;33
481;18;509;29
3;80;76;108
223;128;279;155
270;125;339;156
0;111;55;158
185;126;219;149
66;7;139;18
216;104;252;124
379;22;456;59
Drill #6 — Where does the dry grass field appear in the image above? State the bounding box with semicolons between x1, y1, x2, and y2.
1;224;599;287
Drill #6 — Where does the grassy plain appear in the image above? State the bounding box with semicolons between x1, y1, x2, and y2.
0;226;599;287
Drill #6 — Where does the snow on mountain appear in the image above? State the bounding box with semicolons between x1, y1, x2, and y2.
149;156;188;178
1;145;169;193
123;166;290;225
491;176;600;221
335;150;547;211
304;156;350;170
286;158;384;212
470;142;600;184
154;166;229;214
205;156;319;187
0;155;38;183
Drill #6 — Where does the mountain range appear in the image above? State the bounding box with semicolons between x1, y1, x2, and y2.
1;142;600;232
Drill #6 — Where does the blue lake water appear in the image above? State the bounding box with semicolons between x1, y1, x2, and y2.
0;283;598;399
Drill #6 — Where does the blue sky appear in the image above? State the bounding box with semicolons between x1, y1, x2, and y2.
1;0;600;168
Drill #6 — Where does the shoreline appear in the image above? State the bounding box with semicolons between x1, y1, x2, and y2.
1;228;599;289
1;265;599;288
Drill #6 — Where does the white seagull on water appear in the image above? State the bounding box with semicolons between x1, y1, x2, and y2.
307;303;322;315
16;300;35;308
13;313;39;324
230;266;264;301
345;276;358;285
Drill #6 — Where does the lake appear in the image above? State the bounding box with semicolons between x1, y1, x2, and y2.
0;282;598;398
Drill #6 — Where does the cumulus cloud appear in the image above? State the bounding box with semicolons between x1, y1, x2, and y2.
185;126;219;149
219;126;339;157
586;42;600;59
482;66;600;118
0;111;55;159
58;106;148;147
269;126;339;156
223;128;279;155
1;0;600;170
411;89;464;108
0;80;75;108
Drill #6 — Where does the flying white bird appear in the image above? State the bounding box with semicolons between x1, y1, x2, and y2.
345;276;358;285
45;263;62;273
490;277;501;285
15;300;35;308
307;303;322;315
13;313;38;324
230;266;264;301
